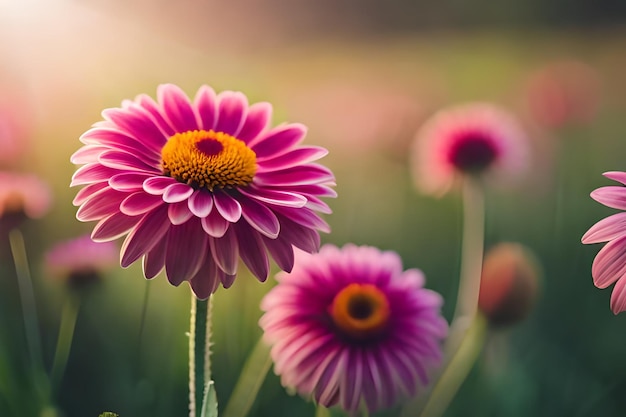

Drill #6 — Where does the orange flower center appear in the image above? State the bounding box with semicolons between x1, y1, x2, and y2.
161;130;257;191
330;283;390;339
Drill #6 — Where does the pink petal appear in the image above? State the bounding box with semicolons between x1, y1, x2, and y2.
213;190;242;222
91;211;139;242
76;187;127;221
582;212;626;244
239;187;307;208
168;201;194;225
201;209;230;238
157;84;199;132
165;217;207;285
194;85;218;131
239;194;280;238
591;186;626;210
71;163;121;186
73;182;109;206
234;223;269;282
273;206;330;233
120;205;170;268
238;102;272;144
219;270;237;289
257;146;328;169
136;94;176;137
209;228;239;275
109;172;153;192
215;91;247;136
143;176;177;195
263;235;295;272
143;237;167;279
98;150;157;172
120;192;164;216
254;164;335;187
289;184;338;198
188;190;214;218
101;106;168;151
610;275;626;314
162;183;194;203
592;235;626;288
70;145;108;164
276;214;321;253
604;171;626;186
188;255;221;299
251;123;307;159
80;128;161;165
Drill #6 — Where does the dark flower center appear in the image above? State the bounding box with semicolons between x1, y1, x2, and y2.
448;132;498;173
330;283;390;341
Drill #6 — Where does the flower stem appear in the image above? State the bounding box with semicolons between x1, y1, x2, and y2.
222;337;272;417
189;293;212;417
50;293;81;396
9;229;49;402
399;177;485;417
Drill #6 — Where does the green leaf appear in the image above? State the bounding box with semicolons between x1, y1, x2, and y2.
200;380;219;417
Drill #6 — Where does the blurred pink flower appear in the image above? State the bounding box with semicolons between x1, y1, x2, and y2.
0;99;30;166
0;171;51;231
582;171;626;314
525;60;600;129
260;244;447;414
45;234;117;288
70;84;335;299
411;103;528;196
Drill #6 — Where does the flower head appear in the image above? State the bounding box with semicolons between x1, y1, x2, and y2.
581;172;626;314
259;244;448;414
70;84;335;299
45;235;117;289
411;103;528;196
0;172;51;232
478;242;541;327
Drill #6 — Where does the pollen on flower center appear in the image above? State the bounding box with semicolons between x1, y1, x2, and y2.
448;132;498;173
330;283;390;340
161;130;257;191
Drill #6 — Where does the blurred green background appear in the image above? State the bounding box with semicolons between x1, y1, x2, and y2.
2;0;626;416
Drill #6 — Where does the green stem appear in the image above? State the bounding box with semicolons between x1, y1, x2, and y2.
50;293;81;395
189;293;212;417
314;405;332;417
8;229;48;402
400;177;485;417
222;337;272;417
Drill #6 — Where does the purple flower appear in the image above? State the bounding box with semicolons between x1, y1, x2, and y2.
70;84;335;298
259;244;448;413
582;171;626;314
45;235;117;288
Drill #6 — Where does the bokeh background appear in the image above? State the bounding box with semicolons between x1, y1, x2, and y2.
2;0;626;416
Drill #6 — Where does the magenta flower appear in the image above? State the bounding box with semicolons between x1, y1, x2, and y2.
411;103;528;196
0;172;51;232
581;172;626;314
45;235;117;288
70;84;335;298
259;244;448;413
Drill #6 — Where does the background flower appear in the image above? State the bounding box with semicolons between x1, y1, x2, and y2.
260;244;448;413
0;171;51;233
71;84;335;299
411;103;528;196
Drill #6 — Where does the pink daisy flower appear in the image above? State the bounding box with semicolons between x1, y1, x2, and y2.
70;84;335;299
581;171;626;314
45;234;118;288
411;103;528;196
259;244;448;414
0;171;52;231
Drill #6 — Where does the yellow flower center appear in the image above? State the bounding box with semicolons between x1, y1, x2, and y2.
161;130;257;191
330;283;390;340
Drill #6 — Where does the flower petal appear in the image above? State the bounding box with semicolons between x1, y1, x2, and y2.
591;186;626;210
610;275;626;314
215;91;247;136
188;255;221;299
201;209;230;238
143;237;167;279
168;201;194;225
604;171;626;186
209;228;239;275
165;217;207;285
234;223;269;282
143;176;177;195
592;235;626;288
73;182;109;206
158;84;199;132
76;187;127;221
194;85;218;131
71;163;121;187
120;205;170;268
91;211;139;242
582;212;626;244
70;145;108;164
251;123;307;159
254;164;335;187
263;235;295;272
239;194;280;238
238;102;272;144
120;192;164;216
109;172;153;192
213;190;242;222
239;187;307;208
162;183;194;203
188;190;214;218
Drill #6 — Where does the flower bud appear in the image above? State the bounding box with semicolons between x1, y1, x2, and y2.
478;242;541;327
